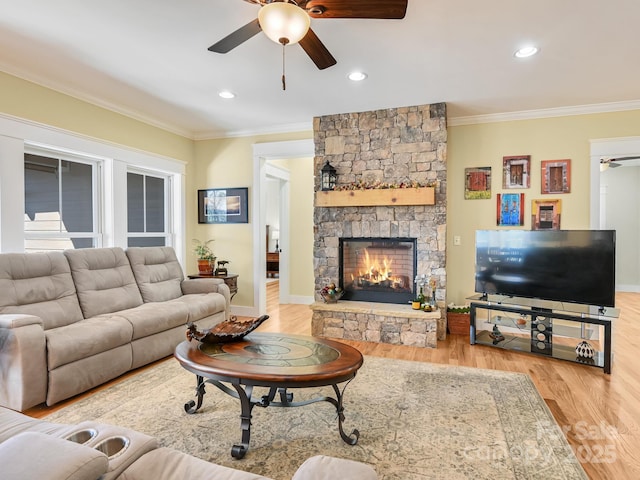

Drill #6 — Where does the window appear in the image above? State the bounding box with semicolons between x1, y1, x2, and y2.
127;171;170;247
24;152;100;252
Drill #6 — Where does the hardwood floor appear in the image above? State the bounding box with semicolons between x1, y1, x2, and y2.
26;282;640;479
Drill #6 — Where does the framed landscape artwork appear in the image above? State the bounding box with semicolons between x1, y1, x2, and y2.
502;155;531;189
531;199;562;230
541;159;571;194
497;193;525;226
464;167;492;199
198;187;249;224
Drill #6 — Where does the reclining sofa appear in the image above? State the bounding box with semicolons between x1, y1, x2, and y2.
0;246;230;411
0;406;378;480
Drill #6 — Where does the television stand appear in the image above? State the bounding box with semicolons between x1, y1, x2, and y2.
468;296;616;374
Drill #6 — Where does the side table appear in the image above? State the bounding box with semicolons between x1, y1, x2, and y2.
188;273;238;300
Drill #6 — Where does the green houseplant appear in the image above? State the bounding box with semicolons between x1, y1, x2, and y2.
193;239;216;276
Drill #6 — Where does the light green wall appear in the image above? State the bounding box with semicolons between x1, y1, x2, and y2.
191;132;312;307
447;110;640;304
0;72;193;162
283;157;315;296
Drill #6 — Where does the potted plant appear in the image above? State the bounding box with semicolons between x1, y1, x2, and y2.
193;239;216;276
447;304;471;335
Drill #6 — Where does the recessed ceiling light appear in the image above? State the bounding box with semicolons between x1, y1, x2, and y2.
218;90;235;99
514;46;539;58
348;71;367;82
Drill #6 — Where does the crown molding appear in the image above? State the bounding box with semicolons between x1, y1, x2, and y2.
0;63;194;139
448;100;640;126
193;121;314;141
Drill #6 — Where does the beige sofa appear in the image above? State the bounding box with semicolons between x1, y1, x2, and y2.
0;406;378;480
0;246;230;411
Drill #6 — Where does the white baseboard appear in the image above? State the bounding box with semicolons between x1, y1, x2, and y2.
287;295;314;305
616;285;640;293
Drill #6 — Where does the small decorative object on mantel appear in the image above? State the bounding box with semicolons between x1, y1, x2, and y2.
320;283;343;303
186;315;269;344
321;160;337;191
193;238;216;276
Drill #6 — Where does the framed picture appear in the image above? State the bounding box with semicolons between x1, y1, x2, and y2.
464;167;492;199
502;155;531;189
497;193;525;226
531;199;561;230
198;188;249;224
541;159;571;194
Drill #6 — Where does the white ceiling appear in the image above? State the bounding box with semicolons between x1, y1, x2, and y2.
1;0;639;139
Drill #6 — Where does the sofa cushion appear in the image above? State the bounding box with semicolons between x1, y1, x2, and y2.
0;251;84;329
168;293;228;323
111;302;189;340
126;247;184;302
118;447;272;480
46;316;134;369
0;431;109;480
64;247;143;318
0;406;73;443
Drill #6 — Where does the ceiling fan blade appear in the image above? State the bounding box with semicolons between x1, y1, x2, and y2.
299;28;337;70
611;156;640;162
302;0;408;19
609;162;622;168
208;19;262;53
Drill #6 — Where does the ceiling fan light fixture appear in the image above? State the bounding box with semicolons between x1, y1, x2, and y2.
348;71;367;81
258;1;311;46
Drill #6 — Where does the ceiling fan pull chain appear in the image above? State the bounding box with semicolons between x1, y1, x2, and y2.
282;43;286;90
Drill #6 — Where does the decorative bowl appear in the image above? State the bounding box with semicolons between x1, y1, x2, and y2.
186;315;269;344
320;290;344;304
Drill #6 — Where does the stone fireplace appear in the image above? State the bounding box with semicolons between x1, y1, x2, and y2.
340;237;416;304
311;102;448;347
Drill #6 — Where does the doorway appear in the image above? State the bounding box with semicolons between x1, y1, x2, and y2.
252;139;314;315
591;136;640;292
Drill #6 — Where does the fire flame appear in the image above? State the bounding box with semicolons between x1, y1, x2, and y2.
350;250;404;288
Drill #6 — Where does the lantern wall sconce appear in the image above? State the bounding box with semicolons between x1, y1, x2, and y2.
321;160;337;191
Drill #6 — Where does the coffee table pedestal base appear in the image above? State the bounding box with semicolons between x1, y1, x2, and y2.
184;375;359;459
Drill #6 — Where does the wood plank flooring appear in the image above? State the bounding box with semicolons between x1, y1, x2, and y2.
26;282;640;479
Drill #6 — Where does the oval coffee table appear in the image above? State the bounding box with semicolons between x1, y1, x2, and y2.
174;332;363;459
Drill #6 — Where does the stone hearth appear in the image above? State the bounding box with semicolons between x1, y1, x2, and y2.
311;301;439;348
313;102;448;347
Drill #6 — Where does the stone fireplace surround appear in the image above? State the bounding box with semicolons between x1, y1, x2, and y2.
311;102;448;348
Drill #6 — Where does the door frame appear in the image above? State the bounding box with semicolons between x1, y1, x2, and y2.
252;139;314;315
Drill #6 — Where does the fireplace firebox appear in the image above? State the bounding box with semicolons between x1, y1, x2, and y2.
339;238;417;304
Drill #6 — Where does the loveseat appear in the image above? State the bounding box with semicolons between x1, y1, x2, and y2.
0;406;378;480
0;246;230;411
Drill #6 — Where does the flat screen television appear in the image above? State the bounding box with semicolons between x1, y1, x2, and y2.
475;230;616;308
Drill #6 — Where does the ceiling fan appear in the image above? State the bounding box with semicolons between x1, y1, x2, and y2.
600;156;640;171
208;0;408;71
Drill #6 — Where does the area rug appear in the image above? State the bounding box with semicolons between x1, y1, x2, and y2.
44;356;587;480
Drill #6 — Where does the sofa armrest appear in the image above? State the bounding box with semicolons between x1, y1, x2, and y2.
0;314;48;411
181;279;231;319
0;431;109;480
0;313;43;329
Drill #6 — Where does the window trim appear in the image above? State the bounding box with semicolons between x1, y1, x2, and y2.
24;145;103;249
126;167;173;247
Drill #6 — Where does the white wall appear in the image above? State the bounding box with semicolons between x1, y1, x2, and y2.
601;165;640;291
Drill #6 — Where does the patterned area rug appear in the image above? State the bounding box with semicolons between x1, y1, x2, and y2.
44;355;587;480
